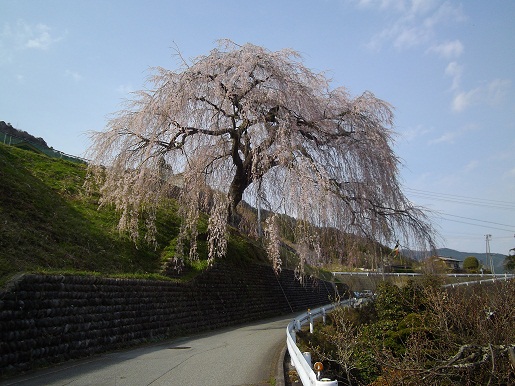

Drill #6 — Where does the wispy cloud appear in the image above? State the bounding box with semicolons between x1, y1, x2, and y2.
116;84;134;94
349;1;481;112
452;78;511;112
486;79;512;106
65;70;82;82
452;88;480;112
353;0;465;52
428;131;459;145
444;61;463;90
463;160;479;173
428;123;477;145
353;0;437;15
0;20;62;50
428;39;463;59
25;23;59;50
1;20;62;52
400;124;432;142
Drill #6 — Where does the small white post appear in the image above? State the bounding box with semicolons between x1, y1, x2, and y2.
322;308;326;324
308;309;314;334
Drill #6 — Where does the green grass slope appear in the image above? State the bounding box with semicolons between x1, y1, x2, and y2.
0;143;175;285
0;143;268;287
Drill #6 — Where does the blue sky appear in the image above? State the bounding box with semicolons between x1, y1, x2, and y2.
1;0;514;255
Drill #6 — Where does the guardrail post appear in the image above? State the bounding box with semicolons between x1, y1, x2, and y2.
302;352;312;368
308;309;314;334
287;304;339;385
322;307;326;324
290;319;298;367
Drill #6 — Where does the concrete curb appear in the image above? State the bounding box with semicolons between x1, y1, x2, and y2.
275;344;287;386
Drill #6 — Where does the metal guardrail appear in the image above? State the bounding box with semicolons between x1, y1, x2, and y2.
286;302;351;385
333;272;515;278
443;274;514;288
333;271;419;277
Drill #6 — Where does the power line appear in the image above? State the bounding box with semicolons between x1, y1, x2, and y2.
433;215;515;233
402;187;515;233
437;213;515;229
404;187;515;205
404;187;515;211
409;193;515;210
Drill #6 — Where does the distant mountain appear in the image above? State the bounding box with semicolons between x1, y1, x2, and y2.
401;248;506;273
437;248;507;274
406;248;508;274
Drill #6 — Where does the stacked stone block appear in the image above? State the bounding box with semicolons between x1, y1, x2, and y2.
0;263;343;377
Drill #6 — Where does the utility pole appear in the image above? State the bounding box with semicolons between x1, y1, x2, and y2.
485;234;495;275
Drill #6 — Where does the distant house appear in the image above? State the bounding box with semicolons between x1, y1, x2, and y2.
438;256;461;271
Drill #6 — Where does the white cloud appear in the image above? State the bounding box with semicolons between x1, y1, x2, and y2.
452;88;480;112
486;79;511;107
353;0;398;10
351;1;467;104
428;123;477;145
393;25;432;49
445;61;463;90
428;130;459;145
367;18;432;51
422;1;465;28
65;70;82;82
0;20;62;53
463;160;479;172
401;124;432;142
25;23;58;50
358;0;464;51
116;84;134;94
428;40;464;59
353;0;437;14
452;79;511;112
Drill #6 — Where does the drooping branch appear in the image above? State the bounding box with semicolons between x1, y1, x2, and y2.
86;40;436;271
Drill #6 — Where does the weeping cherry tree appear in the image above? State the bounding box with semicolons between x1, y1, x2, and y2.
87;40;435;274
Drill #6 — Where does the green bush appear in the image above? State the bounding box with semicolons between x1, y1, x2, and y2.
463;256;480;273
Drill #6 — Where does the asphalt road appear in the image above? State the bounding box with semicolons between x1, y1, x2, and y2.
2;314;296;386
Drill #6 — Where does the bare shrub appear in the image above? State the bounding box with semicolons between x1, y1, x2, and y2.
303;279;515;385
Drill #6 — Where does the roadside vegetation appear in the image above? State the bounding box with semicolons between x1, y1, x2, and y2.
297;278;515;385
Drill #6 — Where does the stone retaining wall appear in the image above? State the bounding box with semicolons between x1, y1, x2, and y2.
0;262;344;377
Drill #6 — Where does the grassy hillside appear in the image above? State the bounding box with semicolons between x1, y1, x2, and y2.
0;143;267;287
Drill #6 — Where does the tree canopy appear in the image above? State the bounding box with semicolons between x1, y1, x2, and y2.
505;251;515;273
463;256;480;272
87;40;435;273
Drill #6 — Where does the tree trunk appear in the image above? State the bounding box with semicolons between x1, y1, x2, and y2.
227;169;249;225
